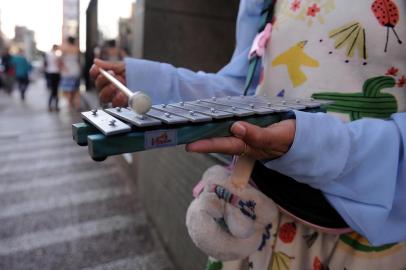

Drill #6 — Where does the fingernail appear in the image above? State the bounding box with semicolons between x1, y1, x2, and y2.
232;123;246;138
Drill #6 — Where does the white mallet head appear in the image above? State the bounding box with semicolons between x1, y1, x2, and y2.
129;91;152;115
98;68;152;114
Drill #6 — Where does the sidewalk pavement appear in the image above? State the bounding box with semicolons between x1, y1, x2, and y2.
0;79;175;270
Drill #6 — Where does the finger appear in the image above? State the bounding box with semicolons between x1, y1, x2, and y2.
186;137;245;155
95;73;110;90
89;63;102;79
94;71;126;92
231;121;272;149
99;85;116;104
94;58;125;74
112;92;128;108
115;74;126;84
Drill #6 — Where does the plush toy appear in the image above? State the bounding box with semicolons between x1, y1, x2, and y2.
186;163;279;262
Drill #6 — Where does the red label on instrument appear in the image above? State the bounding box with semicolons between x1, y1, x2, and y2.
144;130;178;149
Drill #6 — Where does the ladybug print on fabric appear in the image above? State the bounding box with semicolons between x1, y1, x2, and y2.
278;222;297;243
371;0;403;52
313;256;329;270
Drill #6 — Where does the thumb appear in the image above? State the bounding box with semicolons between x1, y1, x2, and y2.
230;121;270;149
231;120;296;155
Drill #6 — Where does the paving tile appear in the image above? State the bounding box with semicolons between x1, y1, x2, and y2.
0;81;174;270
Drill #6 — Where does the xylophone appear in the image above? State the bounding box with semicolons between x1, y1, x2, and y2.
72;95;329;161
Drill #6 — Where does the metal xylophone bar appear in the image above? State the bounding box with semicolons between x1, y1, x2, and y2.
72;96;329;161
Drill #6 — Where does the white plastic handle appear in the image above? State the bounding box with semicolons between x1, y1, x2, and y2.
229;154;256;189
99;68;152;114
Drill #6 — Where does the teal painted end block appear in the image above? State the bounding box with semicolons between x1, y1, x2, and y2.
88;131;146;160
72;122;100;146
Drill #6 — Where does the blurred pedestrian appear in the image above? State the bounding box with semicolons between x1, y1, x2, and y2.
11;49;31;100
60;36;81;111
100;39;126;62
1;47;15;95
44;45;61;111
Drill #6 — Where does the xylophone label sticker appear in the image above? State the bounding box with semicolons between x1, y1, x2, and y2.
144;130;178;150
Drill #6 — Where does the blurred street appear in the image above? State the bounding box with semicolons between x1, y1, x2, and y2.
0;79;174;270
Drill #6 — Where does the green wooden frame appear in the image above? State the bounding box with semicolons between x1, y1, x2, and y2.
73;108;323;161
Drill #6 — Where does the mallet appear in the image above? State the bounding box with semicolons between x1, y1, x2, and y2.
99;68;152;114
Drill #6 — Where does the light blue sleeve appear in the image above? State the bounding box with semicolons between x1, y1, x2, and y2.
124;0;263;105
265;111;406;245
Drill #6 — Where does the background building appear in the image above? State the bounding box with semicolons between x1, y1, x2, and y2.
62;0;80;40
0;34;4;54
118;17;132;55
13;26;36;60
118;0;144;58
0;9;4;53
130;0;145;59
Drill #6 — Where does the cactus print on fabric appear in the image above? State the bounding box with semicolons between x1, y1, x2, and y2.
312;76;398;120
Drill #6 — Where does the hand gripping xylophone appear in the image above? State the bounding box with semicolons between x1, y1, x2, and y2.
73;68;330;164
72;96;322;157
72;93;327;162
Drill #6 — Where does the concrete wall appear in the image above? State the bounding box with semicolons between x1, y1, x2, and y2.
129;1;240;269
132;147;219;270
143;0;240;72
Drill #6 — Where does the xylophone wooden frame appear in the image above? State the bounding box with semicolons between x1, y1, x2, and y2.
72;107;324;161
